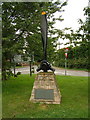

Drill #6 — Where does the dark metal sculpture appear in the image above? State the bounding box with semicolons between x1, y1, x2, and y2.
37;12;55;72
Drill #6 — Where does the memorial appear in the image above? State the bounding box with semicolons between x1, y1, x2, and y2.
30;12;61;104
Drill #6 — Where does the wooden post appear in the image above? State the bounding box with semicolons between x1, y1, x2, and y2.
30;60;32;76
13;60;16;77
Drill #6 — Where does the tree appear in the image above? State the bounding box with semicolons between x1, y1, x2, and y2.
53;1;90;70
2;1;67;80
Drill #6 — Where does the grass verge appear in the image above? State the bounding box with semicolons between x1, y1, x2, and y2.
2;74;88;118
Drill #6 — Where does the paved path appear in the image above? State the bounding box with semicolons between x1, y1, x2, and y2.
12;66;89;77
54;66;89;77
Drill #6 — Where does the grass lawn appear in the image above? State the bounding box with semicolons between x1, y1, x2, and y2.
2;74;88;118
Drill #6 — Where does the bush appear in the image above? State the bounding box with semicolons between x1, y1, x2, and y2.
54;45;89;70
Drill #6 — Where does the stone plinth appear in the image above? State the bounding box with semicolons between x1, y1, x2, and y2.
29;72;61;104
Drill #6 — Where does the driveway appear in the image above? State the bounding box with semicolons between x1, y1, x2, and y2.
12;65;89;77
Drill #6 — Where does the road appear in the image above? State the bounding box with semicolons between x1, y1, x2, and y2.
12;65;89;77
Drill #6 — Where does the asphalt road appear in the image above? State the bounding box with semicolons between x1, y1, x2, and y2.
12;65;89;77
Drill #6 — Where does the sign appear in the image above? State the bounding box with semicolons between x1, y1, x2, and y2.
34;89;54;100
65;53;68;58
64;48;69;52
64;48;69;58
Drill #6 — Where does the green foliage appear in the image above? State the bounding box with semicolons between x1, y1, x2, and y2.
2;74;88;118
54;44;89;69
54;6;89;70
2;1;67;80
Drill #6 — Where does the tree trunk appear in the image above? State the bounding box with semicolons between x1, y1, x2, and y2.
2;68;7;80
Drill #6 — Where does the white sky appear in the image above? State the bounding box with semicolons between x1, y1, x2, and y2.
55;0;88;30
54;0;89;49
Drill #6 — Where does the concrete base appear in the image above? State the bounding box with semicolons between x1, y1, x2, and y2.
29;72;61;104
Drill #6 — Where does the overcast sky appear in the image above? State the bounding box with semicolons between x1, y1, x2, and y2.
55;0;88;30
55;0;89;49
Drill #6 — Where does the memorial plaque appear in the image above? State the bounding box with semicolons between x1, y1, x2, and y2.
35;89;54;100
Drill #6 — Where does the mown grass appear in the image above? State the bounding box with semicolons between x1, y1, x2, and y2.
2;74;88;118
